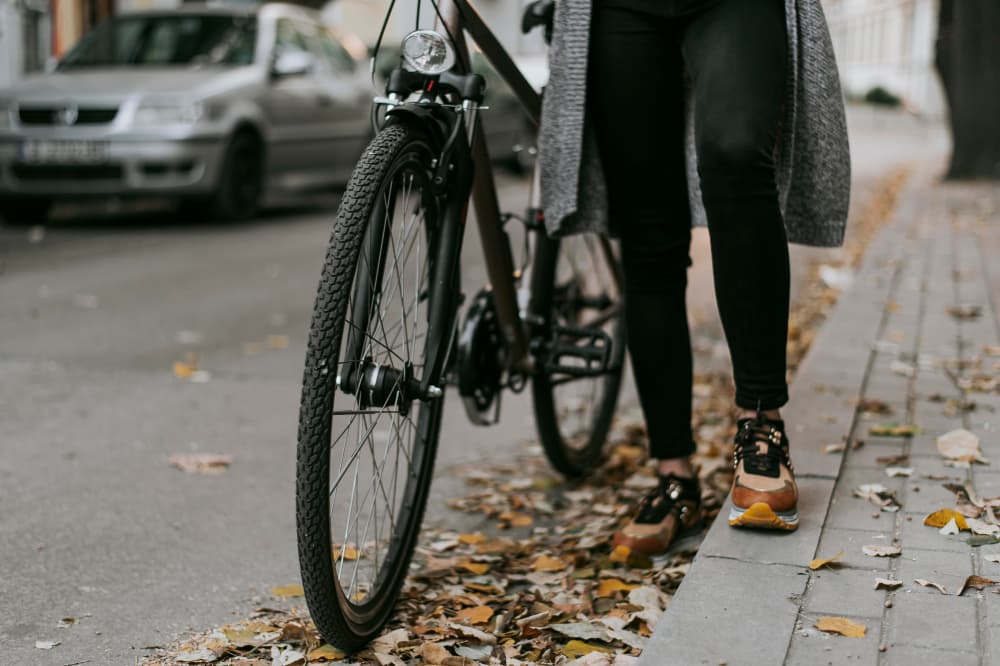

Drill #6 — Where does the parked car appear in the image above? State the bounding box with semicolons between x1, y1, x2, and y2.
0;2;374;222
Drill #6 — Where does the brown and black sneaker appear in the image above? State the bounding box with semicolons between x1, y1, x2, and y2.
613;474;702;555
727;414;799;531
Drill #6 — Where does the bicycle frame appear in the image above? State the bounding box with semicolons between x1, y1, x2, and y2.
434;0;545;375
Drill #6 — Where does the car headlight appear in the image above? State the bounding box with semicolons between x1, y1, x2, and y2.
134;102;205;126
401;30;455;75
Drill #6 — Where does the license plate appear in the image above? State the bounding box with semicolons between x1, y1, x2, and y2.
19;140;110;164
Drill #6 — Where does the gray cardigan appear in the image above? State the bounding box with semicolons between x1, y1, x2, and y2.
537;0;852;248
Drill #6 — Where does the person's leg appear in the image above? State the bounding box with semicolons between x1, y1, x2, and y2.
588;3;702;554
588;3;696;472
681;0;799;531
682;0;790;414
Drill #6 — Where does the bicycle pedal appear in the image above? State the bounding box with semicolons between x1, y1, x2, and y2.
545;325;613;378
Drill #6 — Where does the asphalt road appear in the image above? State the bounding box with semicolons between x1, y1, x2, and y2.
0;107;945;665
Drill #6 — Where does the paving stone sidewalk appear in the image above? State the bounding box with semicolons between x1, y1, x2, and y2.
641;175;1000;665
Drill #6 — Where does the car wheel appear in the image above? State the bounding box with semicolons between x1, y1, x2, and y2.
0;199;50;225
210;131;263;221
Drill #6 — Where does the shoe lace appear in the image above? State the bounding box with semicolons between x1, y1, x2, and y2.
634;477;693;525
734;414;792;479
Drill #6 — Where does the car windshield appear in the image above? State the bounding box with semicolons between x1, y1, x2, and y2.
58;14;257;69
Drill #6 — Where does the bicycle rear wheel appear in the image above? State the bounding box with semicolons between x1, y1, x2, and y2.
531;234;626;477
297;123;444;651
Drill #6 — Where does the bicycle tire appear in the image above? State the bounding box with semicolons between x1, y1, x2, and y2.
297;122;446;652
531;234;626;478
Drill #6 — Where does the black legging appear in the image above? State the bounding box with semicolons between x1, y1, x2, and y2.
587;0;790;460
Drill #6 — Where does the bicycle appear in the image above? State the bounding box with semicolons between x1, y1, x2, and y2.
295;0;626;651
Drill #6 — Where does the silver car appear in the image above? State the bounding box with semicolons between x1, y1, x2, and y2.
0;3;373;222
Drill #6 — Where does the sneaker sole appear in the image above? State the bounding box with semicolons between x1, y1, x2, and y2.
728;502;799;531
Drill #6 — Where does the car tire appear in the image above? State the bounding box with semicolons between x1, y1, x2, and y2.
0;199;50;225
209;131;263;221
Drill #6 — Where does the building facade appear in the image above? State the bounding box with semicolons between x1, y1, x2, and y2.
823;0;946;118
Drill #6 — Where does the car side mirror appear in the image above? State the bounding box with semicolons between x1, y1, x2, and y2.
271;50;314;78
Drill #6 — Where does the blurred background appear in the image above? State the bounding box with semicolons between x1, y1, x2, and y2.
1;1;997;664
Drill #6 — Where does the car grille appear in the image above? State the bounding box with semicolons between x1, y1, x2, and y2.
12;163;124;182
18;106;119;126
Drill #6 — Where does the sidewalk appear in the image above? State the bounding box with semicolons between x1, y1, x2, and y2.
642;173;1000;665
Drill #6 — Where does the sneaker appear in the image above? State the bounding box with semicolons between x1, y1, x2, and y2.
727;414;799;531
613;474;702;555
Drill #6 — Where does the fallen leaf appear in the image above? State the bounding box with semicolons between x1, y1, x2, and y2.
823;443;846;454
458;559;490;575
968;534;1000;547
270;584;304;598
497;511;533;527
173;360;197;379
814;617;866;638
862;544;901;557
885;467;913;478
458;533;487;545
858;398;893;415
869;423;921;437
561;640;614;659
58;617;77;627
550;622;614;642
267;334;290;349
809;550;844;570
307;644;347;662
333;545;359;561
947;304;982;320
453;606;493;625
169;453;233;474
419;642;451;664
609;545;632;563
915;578;948;594
924;509;969;530
596;578;638;597
854;484;901;512
175;649;219;663
446;622;497;645
876;454;910;466
271;645;306;666
533;554;568;572
873;577;902;590
958;575;998;596
939;518;961;535
937;429;988;464
34;640;60;650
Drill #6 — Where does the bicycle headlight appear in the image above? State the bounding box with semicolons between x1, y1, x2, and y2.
401;30;456;76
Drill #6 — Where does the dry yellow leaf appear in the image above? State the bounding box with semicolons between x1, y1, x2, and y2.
815;616;866;638
168;453;233;474
458;533;487;545
172;361;197;379
270;584;304;598
596;578;638;597
609;545;632;564
454;605;493;625
222;626;256;645
333;545;359;561
924;509;969;530
267;334;290;350
809;550;844;570
308;644;347;662
459;560;490;575
498;511;534;527
561;639;614;659
533;555;568;572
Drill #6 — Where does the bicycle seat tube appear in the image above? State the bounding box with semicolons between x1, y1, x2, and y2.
438;0;534;374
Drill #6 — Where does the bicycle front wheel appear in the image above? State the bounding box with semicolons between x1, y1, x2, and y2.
297;123;445;651
531;233;626;478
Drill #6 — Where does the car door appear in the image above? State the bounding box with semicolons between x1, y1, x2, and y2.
261;17;339;191
310;26;373;183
